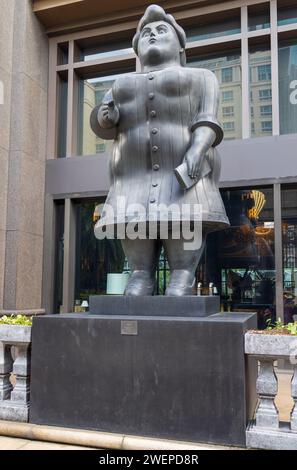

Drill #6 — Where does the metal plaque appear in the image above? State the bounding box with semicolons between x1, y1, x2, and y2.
121;320;138;336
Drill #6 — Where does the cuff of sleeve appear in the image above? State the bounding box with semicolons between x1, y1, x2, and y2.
191;116;224;147
90;105;117;140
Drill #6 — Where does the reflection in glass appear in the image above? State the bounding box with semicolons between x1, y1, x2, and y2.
282;186;297;324
200;187;275;329
248;3;270;31
278;5;297;27
249;45;272;137
189;51;242;139
79;39;133;62
75;200;126;303
185;12;240;42
279;39;297;135
53;202;65;314
77;71;132;156
156;249;170;295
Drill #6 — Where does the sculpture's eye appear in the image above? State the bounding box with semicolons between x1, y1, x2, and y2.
157;26;168;34
141;29;150;38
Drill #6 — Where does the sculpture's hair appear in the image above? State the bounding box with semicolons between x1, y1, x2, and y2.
132;4;187;66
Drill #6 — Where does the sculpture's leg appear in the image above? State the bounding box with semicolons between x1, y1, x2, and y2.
121;239;161;296
163;235;206;296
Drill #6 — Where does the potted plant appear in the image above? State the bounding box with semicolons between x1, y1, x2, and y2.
0;315;32;422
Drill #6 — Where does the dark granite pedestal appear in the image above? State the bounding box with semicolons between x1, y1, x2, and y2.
30;301;257;447
89;295;220;317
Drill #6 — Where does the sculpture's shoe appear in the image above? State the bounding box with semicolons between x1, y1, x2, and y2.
124;270;155;296
165;270;195;296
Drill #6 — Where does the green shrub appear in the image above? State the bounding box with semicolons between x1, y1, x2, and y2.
266;317;297;335
0;314;32;326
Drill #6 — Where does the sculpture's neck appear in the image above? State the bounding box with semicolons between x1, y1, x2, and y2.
141;60;182;73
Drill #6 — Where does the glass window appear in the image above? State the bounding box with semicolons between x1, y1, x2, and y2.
258;64;272;81
76;38;133;62
57;43;69;65
222;90;233;101
75;199;126;304
188;50;242;139
222;67;233;83
249;44;272;137
278;4;297;27
248;3;270;31
185;10;240;42
57;76;68;158
261;121;272;132
260;105;272;116
279;38;297;135
53;201;65;314
200;187;275;329
223;122;235;131
281;185;297;324
259;88;272;100
156;248;170;295
222;106;234;117
77;70;133;156
96;143;106;153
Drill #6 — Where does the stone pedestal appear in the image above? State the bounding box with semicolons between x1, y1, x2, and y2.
30;305;257;447
89;295;220;317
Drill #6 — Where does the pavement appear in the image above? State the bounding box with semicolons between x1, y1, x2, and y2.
0;436;93;450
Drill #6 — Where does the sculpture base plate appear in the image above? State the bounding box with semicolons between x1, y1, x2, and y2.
89;295;219;317
30;311;257;446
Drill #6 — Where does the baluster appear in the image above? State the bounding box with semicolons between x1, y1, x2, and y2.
10;345;31;404
0;343;13;400
291;365;297;431
255;358;279;429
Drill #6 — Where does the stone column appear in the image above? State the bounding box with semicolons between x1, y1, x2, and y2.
291;365;297;431
1;0;48;312
255;358;279;429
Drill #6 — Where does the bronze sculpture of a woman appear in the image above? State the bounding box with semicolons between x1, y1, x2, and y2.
91;4;229;296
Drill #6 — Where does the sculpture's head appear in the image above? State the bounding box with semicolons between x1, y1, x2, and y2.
132;4;187;68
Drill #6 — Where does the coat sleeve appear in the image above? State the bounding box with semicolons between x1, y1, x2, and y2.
191;69;223;147
90;89;117;141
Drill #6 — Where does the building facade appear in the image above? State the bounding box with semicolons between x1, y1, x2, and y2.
1;0;297;327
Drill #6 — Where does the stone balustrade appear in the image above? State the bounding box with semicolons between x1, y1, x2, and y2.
245;332;297;450
0;325;32;422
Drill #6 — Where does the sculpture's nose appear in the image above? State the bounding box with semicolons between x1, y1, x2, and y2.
149;30;156;37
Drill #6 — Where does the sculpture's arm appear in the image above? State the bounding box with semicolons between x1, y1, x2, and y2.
184;69;223;179
184;126;216;179
90;89;119;141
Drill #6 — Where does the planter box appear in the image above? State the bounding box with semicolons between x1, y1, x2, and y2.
0;325;32;422
0;324;32;344
245;331;297;359
245;331;297;450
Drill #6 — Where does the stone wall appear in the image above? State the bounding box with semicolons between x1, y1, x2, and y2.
0;0;48;311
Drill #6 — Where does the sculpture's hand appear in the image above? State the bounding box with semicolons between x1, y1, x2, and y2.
98;101;120;129
184;147;204;179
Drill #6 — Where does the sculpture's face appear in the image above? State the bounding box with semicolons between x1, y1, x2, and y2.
137;20;181;66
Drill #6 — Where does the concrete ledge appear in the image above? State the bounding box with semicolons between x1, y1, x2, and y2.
0;421;237;450
0;403;29;423
247;421;297;450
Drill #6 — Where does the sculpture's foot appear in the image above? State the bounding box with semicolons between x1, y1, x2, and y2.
165;270;195;296
124;270;155;296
